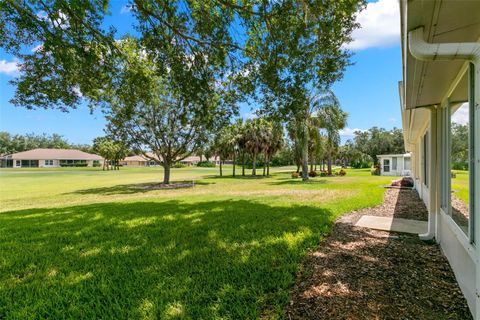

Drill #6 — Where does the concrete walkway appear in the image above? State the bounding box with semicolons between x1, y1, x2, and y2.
355;215;428;234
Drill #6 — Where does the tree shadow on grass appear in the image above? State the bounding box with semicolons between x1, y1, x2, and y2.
268;179;328;186
206;174;271;180
0;199;335;319
67;180;214;195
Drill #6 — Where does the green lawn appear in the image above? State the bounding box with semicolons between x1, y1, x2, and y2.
0;166;394;319
451;170;469;204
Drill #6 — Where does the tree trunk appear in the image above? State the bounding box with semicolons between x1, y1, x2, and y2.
163;164;171;184
267;156;270;176
242;152;245;176
315;163;317;171
219;159;223;177
103;159;106;171
232;152;236;177
328;157;333;176
310;162;313;172
262;154;266;176
301;125;309;181
200;154;203;162
296;164;300;173
252;152;257;176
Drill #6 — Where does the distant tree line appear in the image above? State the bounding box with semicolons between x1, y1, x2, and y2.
338;127;405;167
451;123;469;171
0;131;92;155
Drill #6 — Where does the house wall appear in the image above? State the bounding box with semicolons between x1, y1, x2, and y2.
13;159;98;168
410;94;478;317
379;155;411;176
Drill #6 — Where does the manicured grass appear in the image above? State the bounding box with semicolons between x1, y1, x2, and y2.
451;170;469;204
0;166;394;319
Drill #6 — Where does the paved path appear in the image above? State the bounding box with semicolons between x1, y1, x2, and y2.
355;215;428;234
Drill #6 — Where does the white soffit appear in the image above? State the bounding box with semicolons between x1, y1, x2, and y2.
404;0;480;110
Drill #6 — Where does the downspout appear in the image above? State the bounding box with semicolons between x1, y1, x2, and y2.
408;27;480;241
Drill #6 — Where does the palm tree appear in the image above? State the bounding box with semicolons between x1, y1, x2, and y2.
313;91;348;175
214;126;235;177
265;122;284;176
287;118;304;173
292;89;347;180
244;118;271;176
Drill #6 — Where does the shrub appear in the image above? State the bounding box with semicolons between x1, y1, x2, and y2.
291;172;300;178
308;171;317;177
338;169;347;176
60;163;88;167
319;170;328;177
451;171;457;179
371;165;381;176
172;163;186;168
197;161;216;167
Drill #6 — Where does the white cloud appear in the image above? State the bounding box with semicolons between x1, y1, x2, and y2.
388;117;397;123
0;59;19;75
31;44;44;52
120;5;132;14
242;110;259;120
346;0;400;51
36;10;69;29
451;103;469;125
340;127;366;137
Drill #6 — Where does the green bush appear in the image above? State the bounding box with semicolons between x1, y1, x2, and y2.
451;171;457;179
291;172;300;178
308;171;317;177
197;161;216;167
319;171;328;177
173;163;187;168
59;163;88;167
338;169;347;176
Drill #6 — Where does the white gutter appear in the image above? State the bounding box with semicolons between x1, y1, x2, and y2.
409;27;480;63
408;27;480;241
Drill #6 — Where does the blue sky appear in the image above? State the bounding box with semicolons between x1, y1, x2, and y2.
0;0;401;145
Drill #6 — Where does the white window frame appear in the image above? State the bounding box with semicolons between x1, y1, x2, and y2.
441;63;477;244
383;159;390;173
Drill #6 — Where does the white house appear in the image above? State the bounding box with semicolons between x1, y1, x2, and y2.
399;0;480;317
1;149;103;168
377;153;411;176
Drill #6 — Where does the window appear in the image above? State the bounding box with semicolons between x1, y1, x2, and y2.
45;160;54;166
449;103;470;235
392;157;397;171
404;157;411;170
423;132;429;187
383;159;390;173
15;160;20;167
20;160;39;167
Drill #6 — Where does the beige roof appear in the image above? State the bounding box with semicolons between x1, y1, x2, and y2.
123;153;161;162
8;148;103;160
180;156;201;163
123;155;149;162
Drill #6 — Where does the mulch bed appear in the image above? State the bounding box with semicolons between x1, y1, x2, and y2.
286;189;472;320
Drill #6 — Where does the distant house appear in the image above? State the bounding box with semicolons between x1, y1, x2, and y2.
179;156;201;166
120;154;158;167
120;154;216;167
377;153;411;176
0;148;103;168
